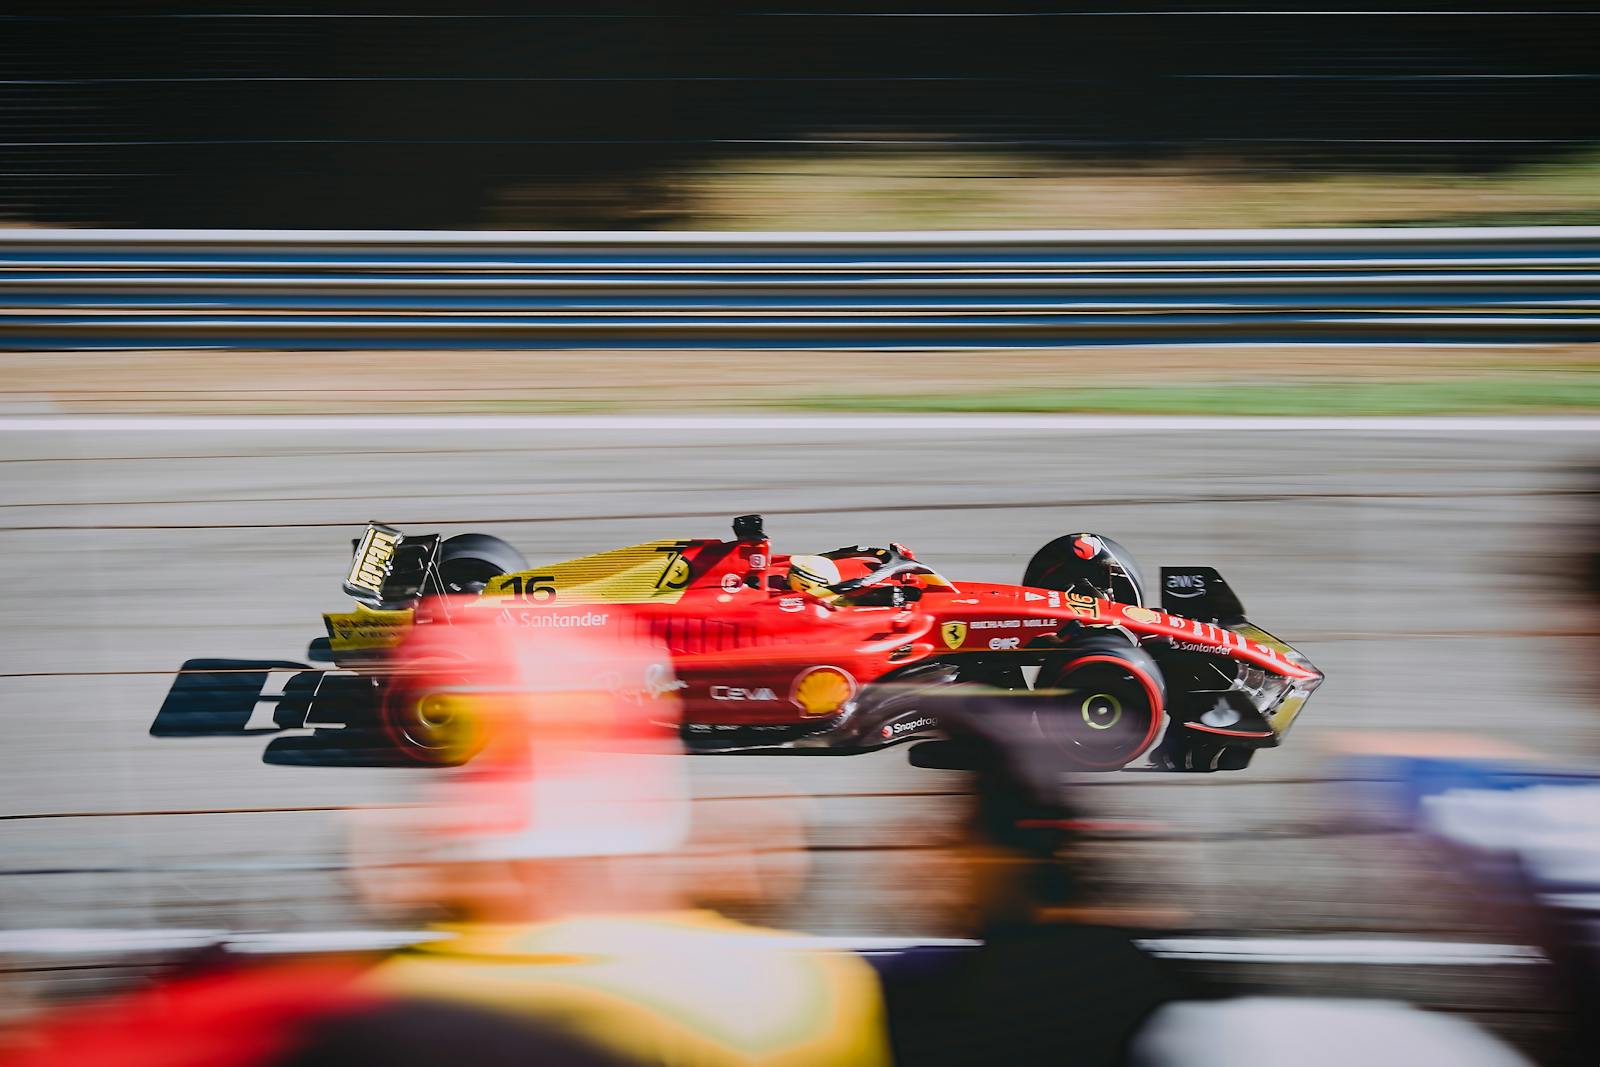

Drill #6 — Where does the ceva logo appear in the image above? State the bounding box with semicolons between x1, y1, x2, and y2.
710;685;778;701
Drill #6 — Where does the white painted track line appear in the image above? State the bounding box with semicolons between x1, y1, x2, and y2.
1139;937;1545;966
0;928;1545;966
2;414;1599;434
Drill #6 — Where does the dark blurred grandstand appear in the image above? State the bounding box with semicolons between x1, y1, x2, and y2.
2;1;1599;228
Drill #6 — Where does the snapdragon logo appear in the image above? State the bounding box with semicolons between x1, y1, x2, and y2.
880;715;938;740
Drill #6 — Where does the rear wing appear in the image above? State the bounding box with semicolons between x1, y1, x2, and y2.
1159;566;1246;625
343;523;442;607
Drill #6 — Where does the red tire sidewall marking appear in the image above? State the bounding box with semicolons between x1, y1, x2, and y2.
1050;654;1163;769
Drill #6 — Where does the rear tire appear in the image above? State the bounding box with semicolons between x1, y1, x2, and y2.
379;660;486;766
1034;634;1164;771
437;533;527;595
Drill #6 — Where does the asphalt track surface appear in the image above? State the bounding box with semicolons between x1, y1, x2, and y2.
3;414;1598;1052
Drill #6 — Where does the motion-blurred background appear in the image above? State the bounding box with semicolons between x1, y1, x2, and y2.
4;2;1600;230
3;5;1600;1066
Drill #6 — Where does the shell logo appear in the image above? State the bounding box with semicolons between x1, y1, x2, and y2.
791;666;856;717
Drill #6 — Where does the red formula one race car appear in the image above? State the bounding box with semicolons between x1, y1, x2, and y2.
262;513;1319;773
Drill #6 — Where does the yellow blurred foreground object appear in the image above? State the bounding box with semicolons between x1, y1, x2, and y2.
367;913;892;1067
346;608;890;1067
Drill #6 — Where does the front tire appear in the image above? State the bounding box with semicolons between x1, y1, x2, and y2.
1034;635;1164;770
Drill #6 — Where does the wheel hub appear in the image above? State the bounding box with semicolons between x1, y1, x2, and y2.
1080;691;1123;731
416;693;458;731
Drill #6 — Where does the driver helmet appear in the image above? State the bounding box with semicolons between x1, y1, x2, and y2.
787;554;841;596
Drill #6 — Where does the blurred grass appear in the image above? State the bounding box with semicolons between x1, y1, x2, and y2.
667;150;1600;230
5;348;1595;415
787;377;1600;415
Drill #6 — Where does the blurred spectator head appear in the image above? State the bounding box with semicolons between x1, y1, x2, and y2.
911;694;1090;930
349;604;691;923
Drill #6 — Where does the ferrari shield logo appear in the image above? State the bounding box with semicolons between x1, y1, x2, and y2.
941;621;968;650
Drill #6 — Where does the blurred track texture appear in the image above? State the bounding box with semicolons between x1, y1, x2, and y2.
5;227;1600;349
2;413;1597;1053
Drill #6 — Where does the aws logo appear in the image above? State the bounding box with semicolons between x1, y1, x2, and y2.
1165;573;1207;599
940;621;968;650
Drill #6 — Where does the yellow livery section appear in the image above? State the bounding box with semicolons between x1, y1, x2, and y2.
324;604;415;652
484;539;697;606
